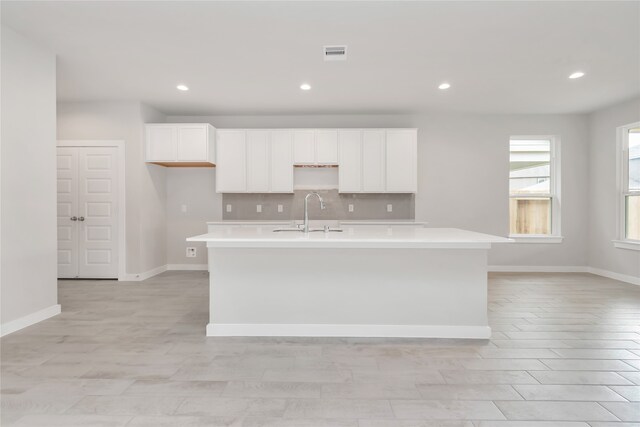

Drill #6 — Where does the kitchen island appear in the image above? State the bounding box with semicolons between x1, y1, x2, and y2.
188;226;510;339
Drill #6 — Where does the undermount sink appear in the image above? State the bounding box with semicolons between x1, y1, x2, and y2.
273;227;343;233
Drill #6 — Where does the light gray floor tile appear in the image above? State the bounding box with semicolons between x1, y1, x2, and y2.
512;385;626;401
530;371;634;385
123;379;227;396
11;414;131;427
65;395;184;416
440;370;538;384
416;384;522;400
175;397;287;417
321;382;421;399
477;422;590;427
459;359;548;371
619;372;640;385
609;385;640;401
550;349;640;359
390;399;504;420
126;415;239;426
540;359;638;371
599;402;640;421
359;421;475;427
494;401;618;421
223;381;322;398
263;369;352;383
283;399;394;419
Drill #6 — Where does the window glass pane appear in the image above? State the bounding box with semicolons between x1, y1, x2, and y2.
510;139;551;195
509;197;551;235
629;129;640;191
626;195;640;240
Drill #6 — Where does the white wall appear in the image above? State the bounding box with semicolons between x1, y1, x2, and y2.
166;113;590;268
1;26;59;331
57;101;167;276
588;97;640;280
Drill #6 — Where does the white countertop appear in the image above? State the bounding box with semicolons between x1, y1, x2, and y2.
188;226;511;249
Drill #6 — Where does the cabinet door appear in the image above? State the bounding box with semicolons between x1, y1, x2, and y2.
293;130;315;164
316;130;338;164
246;130;270;193
386;129;417;192
362;130;386;192
338;130;362;193
216;130;247;193
177;124;208;161
146;125;176;161
270;130;294;193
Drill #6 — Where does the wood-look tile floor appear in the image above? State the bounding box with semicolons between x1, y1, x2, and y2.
1;271;639;426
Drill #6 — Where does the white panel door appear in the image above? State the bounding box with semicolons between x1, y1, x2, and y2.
246;130;270;193
57;146;119;279
338;130;362;193
177;124;208;161
57;148;79;278
386;129;417;193
146;125;176;161
293;130;315;164
362;130;386;192
78;147;119;278
270;130;294;193
216;130;247;193
316;130;338;164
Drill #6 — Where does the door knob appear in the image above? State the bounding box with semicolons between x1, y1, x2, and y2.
70;216;78;221
78;216;85;222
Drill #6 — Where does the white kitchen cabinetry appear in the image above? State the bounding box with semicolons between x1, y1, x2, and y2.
386;129;418;192
338;128;417;193
293;129;338;165
145;123;215;166
216;130;293;193
216;130;247;193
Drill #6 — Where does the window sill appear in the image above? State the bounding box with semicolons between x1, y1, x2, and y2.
509;235;564;244
613;240;640;251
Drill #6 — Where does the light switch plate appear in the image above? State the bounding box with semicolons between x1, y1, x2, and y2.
277;204;284;213
226;204;232;213
387;204;393;212
348;204;354;213
256;204;262;213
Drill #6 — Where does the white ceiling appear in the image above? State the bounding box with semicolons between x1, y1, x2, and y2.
2;1;639;115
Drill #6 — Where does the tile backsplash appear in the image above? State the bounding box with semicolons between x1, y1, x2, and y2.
222;190;414;221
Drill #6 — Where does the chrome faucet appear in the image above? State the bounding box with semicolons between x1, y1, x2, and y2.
302;192;326;233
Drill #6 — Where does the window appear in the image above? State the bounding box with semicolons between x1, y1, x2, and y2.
509;136;560;240
619;123;640;244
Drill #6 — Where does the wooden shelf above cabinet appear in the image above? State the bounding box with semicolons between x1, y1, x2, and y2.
149;162;215;168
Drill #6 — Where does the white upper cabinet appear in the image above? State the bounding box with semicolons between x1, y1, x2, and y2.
216;130;293;193
316;130;339;164
338;130;362;193
146;123;215;166
362;130;386;192
293;129;338;165
293;130;315;164
386;129;417;193
338;128;417;193
270;130;294;193
216;130;246;193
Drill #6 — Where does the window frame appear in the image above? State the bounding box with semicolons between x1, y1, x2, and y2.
508;135;562;243
614;122;640;250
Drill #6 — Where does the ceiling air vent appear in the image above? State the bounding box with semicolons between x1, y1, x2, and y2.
323;45;347;61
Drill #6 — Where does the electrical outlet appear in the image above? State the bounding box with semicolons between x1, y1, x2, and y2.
387;204;393;212
186;247;197;258
277;204;283;213
226;204;232;213
256;204;262;213
348;204;354;213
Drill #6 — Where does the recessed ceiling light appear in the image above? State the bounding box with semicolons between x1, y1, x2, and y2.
438;82;451;90
300;83;311;91
568;72;585;79
176;84;189;91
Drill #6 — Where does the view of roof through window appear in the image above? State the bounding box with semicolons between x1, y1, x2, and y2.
509;139;551;195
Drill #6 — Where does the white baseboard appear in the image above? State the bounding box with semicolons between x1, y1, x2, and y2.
207;323;491;339
587;267;640;286
1;304;61;337
167;264;208;271
119;265;167;282
489;265;639;286
489;265;588;273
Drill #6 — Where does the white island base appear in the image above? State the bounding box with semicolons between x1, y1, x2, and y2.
206;247;490;339
189;226;511;339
